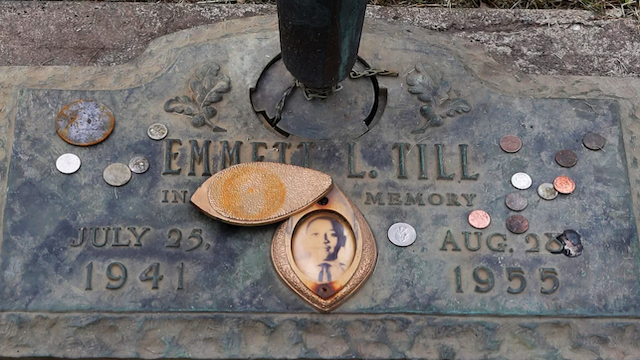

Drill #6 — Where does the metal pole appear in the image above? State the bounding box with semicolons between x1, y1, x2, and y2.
276;0;367;90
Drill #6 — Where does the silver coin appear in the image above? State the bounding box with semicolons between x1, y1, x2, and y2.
387;223;417;247
103;163;132;187
511;172;532;190
537;182;558;200
147;123;168;140
56;153;81;174
129;156;149;174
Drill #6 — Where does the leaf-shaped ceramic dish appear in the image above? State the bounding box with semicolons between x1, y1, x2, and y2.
191;162;333;226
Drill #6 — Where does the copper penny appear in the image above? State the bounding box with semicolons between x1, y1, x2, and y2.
500;135;522;153
553;176;576;194
506;215;529;234
555;150;578;168
56;100;115;146
468;210;491;229
505;192;528;212
583;132;606;151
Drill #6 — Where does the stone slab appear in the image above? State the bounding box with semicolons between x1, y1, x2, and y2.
1;12;640;360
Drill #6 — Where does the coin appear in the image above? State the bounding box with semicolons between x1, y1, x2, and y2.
468;210;491;229
56;153;81;174
387;223;417;247
555;150;578;168
499;135;522;153
511;172;532;190
583;132;606;151
553;176;576;194
505;192;527;211
506;215;529;234
56;100;115;146
129;156;149;174
147;123;168;140
103;163;132;187
537;183;558;200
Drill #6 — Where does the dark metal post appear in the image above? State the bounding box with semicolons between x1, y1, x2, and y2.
276;0;367;90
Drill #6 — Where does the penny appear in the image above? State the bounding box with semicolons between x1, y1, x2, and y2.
387;223;417;247
499;135;522;153
555;150;578;168
506;215;529;234
553;176;576;194
583;132;606;151
103;163;132;187
468;210;491;229
511;172;532;190
147;123;168;140
56;100;115;146
505;192;528;211
56;153;81;174
129;156;149;174
537;183;558;200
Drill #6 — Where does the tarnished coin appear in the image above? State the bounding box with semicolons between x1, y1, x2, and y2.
388;223;417;247
468;210;491;229
511;172;532;190
583;132;606;151
56;153;81;174
537;183;558;200
555;150;578;168
129;156;149;174
505;192;528;211
499;135;522;153
56;100;115;146
103;163;132;187
554;176;576;194
147;123;168;140
506;215;529;234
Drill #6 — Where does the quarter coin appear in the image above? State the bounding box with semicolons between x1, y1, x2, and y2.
129;156;149;174
537;183;558;200
147;123;168;140
388;223;417;247
583;132;606;151
56;100;115;146
56;153;81;174
554;176;576;194
555;150;578;168
468;210;491;229
511;172;532;190
506;215;529;234
500;135;522;153
505;192;528;211
103;163;132;187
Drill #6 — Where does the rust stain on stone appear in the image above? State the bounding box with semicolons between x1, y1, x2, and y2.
55;99;115;146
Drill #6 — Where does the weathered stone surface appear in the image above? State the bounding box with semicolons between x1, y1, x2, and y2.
1;12;640;360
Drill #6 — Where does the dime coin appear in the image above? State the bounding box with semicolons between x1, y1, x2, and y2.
147;123;168;140
387;223;417;247
56;153;81;174
537;183;558;200
511;172;532;190
583;132;606;151
468;210;491;229
129;156;149;174
56;100;115;146
555;150;578;168
553;176;576;194
505;192;528;211
103;163;132;187
499;135;522;153
506;215;529;234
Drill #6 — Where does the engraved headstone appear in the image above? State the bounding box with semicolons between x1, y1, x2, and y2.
0;14;639;360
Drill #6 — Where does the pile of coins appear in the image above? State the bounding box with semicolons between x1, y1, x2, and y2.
467;132;605;236
54;100;168;188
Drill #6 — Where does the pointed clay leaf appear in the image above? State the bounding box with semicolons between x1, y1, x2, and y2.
202;92;224;107
212;79;231;94
191;163;333;225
